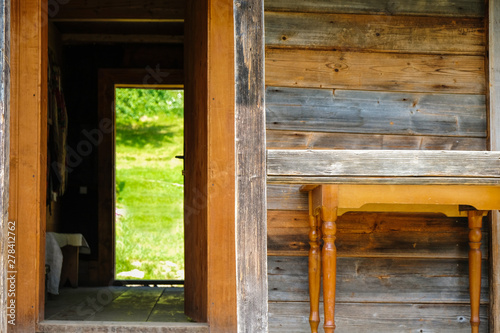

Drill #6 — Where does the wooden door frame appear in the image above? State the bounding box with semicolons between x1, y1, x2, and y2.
96;68;184;286
5;0;268;332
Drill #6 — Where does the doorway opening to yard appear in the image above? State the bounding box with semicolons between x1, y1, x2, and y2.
114;88;185;282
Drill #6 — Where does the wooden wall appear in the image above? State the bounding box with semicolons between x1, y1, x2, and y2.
0;0;9;331
265;0;490;331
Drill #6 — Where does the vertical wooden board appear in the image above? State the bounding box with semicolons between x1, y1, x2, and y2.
207;0;237;330
264;0;485;18
9;0;47;331
234;0;268;332
266;87;487;137
97;71;115;286
184;0;208;323
265;12;485;55
488;1;500;331
265;49;486;94
0;0;9;332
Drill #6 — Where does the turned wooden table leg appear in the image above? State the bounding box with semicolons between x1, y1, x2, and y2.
308;212;321;333
468;211;484;333
321;206;338;333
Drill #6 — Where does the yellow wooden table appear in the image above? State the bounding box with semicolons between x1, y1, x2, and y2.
300;184;500;333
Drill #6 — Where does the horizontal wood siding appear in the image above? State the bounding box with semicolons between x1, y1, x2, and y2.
267;130;487;151
266;12;485;55
265;0;485;18
269;303;488;332
267;150;500;178
267;87;486;137
268;256;489;303
267;210;489;258
266;49;485;94
265;0;489;331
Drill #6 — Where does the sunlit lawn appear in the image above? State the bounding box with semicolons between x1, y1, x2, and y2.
115;113;184;280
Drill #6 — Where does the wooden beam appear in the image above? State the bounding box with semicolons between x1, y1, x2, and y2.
50;0;184;21
234;0;268;332
488;0;500;331
97;69;183;286
0;0;9;332
268;150;500;179
206;0;237;331
61;34;184;45
9;0;48;331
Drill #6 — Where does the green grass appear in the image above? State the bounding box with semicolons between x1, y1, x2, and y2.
115;95;184;280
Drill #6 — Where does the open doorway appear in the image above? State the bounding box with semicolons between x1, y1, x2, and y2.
114;88;185;282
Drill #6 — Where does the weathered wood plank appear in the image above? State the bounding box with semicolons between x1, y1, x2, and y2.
267;185;308;211
51;0;184;21
0;0;9;331
489;1;500;331
264;0;485;18
267;176;500;186
266;49;486;94
266;87;486;137
268;302;489;333
266;12;485;55
267;150;500;178
234;0;268;332
267;210;489;258
267;130;487;151
268;256;489;303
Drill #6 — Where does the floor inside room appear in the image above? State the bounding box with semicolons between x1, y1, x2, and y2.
45;286;191;322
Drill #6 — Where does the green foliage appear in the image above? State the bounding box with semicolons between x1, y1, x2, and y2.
115;88;184;125
115;89;184;280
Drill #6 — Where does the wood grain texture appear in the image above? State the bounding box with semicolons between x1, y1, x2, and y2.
266;12;485;55
206;0;237;330
9;0;48;330
268;302;489;333
267;150;500;178
266;87;486;137
184;0;208;322
267;130;487;151
268;256;489;303
51;0;184;21
266;48;486;94
0;0;9;331
267;210;489;258
488;1;500;331
234;0;268;332
264;0;485;18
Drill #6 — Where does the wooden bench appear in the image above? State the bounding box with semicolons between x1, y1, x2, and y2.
267;149;500;333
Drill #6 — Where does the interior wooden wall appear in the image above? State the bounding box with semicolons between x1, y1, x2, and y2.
264;0;490;331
